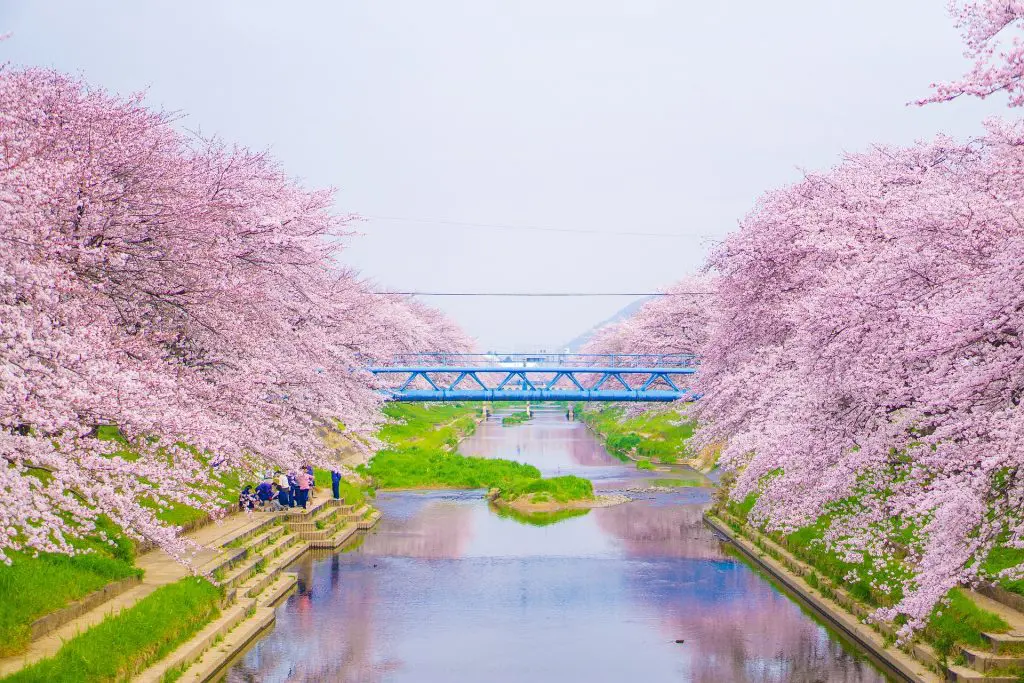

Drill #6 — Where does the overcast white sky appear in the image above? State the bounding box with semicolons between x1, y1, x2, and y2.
1;1;1005;351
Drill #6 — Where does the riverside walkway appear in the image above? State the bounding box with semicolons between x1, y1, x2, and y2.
0;492;379;682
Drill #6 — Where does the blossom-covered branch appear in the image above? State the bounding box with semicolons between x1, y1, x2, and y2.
0;68;472;563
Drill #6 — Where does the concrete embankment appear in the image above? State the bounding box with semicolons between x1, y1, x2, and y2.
704;512;938;682
705;512;1024;683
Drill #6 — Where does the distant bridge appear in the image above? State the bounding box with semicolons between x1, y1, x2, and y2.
368;353;699;402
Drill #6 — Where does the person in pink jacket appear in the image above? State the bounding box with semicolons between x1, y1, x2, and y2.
296;468;311;509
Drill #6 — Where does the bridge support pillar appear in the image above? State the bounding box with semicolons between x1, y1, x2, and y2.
526;402;532;417
568;404;575;421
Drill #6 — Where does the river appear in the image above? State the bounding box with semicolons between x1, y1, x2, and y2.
225;407;897;682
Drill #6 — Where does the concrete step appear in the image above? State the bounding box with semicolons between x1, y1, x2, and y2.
156;606;275;683
197;545;248;580
357;510;381;530
220;551;267;593
24;575;142;642
960;646;1024;673
134;599;259;683
965;590;1024;656
228;523;285;553
307;522;358;549
980;631;1024;656
286;507;342;533
946;664;1020;683
257;572;298;608
203;513;282;550
976;584;1024;623
238;537;303;600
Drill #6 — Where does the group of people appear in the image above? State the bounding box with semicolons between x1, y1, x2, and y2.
238;466;347;512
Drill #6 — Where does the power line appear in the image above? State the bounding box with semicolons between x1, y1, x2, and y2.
380;291;712;297
360;214;714;239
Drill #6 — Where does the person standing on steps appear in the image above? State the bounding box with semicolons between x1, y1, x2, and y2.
287;470;299;508
296;467;311;509
276;481;290;510
305;463;315;496
276;470;291;507
331;469;342;500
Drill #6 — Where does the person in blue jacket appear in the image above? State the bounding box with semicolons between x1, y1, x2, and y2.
276;481;290;509
287;470;299;507
331;469;342;500
255;476;274;510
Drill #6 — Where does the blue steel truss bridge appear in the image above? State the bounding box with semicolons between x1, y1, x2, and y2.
367;353;698;402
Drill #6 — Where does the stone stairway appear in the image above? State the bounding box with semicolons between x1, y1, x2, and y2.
0;493;379;682
135;495;376;682
947;589;1024;681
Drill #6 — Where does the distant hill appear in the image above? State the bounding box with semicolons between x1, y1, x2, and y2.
563;296;653;351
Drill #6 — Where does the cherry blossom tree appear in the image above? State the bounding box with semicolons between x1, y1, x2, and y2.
919;1;1024;106
1;68;471;562
581;278;714;399
583;278;715;359
693;120;1024;637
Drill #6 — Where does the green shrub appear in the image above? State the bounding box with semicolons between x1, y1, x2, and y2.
501;411;532;426
575;404;695;464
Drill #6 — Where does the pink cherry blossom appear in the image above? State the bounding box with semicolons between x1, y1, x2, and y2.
692;120;1024;637
1;67;471;563
919;1;1024;106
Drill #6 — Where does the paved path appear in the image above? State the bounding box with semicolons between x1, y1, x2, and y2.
0;495;326;677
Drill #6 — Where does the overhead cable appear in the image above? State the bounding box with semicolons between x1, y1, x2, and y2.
378;291;712;297
360;214;713;239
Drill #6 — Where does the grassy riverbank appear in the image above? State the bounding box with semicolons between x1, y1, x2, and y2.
4;578;221;683
361;403;594;504
0;427;364;669
0;518;140;657
717;491;1011;663
575;404;716;471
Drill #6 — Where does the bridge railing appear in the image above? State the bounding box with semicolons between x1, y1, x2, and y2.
366;354;700;403
376;352;699;368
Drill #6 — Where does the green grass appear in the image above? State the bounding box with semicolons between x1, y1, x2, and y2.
981;545;1024;597
311;469;371;506
0;552;141;657
722;490;1010;653
361;403;593;503
575;405;698;465
2;428;249;660
499;474;593;502
376;402;478;452
925;589;1009;654
0;516;140;657
636;459;655;471
501;411;532;426
2;577;221;682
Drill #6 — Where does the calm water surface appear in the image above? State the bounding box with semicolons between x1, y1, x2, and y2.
226;409;895;683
